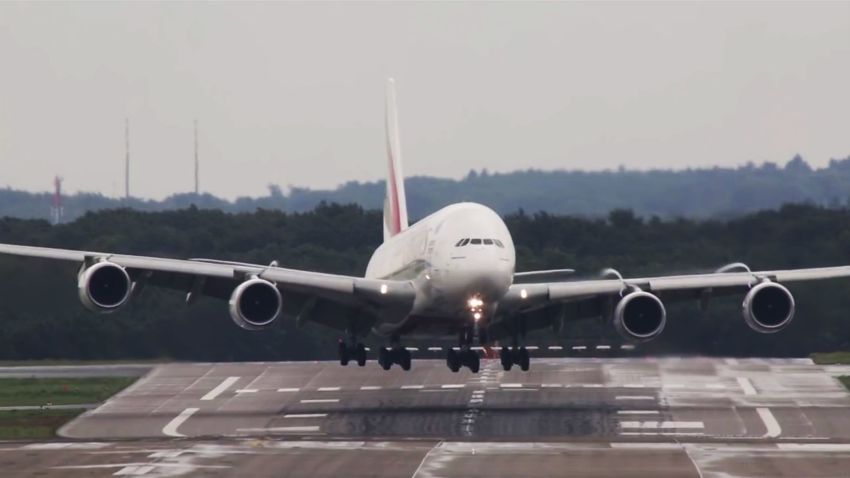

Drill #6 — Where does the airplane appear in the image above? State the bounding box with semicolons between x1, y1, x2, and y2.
2;79;850;374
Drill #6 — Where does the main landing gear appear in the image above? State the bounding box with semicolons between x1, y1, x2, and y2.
338;340;367;367
500;346;530;372
378;346;412;371
446;347;479;373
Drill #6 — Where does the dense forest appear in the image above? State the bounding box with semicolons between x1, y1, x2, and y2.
1;202;850;361
5;155;850;223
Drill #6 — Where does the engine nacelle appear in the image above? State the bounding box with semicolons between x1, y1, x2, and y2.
613;290;667;342
742;281;795;333
228;278;282;330
77;261;133;313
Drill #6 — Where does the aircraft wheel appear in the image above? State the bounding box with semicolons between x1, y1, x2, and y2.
447;349;461;373
339;341;350;366
500;348;513;371
518;347;530;372
398;348;412;371
467;350;480;373
378;347;392;371
355;343;367;367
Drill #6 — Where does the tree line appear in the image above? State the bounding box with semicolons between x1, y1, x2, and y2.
4;154;850;223
0;202;849;361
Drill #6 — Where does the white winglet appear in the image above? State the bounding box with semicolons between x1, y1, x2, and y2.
383;78;409;241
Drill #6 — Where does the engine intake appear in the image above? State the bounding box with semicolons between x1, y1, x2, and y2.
742;281;795;333
78;261;132;313
228;278;282;330
614;290;667;341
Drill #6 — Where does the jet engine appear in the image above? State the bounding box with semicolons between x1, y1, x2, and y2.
742;281;795;333
613;290;667;341
228;278;282;330
77;261;133;313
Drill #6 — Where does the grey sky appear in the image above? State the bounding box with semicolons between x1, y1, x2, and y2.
0;2;848;200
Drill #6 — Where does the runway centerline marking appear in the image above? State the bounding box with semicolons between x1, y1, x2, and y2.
277;388;300;393
300;399;339;404
616;395;655;400
283;413;327;419
500;383;523;388
737;377;757;396
441;384;465;389
401;385;424;390
235;389;257;394
201;376;240;401
617;410;660;415
620;421;704;430
318;387;341;392
757;407;782;438
161;407;199;437
360;386;382;390
237;426;320;433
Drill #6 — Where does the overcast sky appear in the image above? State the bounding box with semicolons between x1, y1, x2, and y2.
0;2;848;199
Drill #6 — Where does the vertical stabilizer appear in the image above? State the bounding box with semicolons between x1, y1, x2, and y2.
383;78;409;241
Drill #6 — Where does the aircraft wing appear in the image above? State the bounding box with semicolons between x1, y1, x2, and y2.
493;265;850;340
0;243;416;331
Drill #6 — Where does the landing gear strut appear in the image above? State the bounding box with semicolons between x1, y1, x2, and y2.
338;340;367;367
500;346;530;372
378;346;412;371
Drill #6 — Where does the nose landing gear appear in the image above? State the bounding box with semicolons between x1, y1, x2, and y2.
446;347;480;373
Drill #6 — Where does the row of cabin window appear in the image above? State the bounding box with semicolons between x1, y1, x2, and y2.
454;238;505;248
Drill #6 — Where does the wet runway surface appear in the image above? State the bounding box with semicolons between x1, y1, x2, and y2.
6;357;850;477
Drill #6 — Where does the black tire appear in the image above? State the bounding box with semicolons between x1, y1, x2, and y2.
468;351;480;373
447;349;460;372
399;349;412;371
500;348;513;371
519;347;530;372
378;347;392;371
356;343;367;367
339;342;350;366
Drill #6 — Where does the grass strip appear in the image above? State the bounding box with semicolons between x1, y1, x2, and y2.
0;377;137;407
811;352;850;365
0;409;83;439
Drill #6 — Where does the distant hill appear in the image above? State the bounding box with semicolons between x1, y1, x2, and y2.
4;154;850;222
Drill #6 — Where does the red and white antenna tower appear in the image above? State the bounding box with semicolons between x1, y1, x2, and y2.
50;176;64;225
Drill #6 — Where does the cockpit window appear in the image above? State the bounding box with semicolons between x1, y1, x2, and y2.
494;239;505;248
470;238;482;245
455;239;465;247
483;239;494;245
461;238;470;246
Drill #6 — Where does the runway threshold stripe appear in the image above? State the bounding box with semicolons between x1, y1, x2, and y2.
737;377;757;396
201;376;240;401
162;407;199;437
757;407;782;438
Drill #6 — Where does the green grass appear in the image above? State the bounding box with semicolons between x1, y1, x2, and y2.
839;377;850;392
0;377;137;407
811;352;850;365
0;409;83;439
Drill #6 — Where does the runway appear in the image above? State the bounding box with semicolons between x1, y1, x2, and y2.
7;357;850;477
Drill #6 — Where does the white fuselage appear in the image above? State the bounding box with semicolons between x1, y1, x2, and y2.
365;202;515;335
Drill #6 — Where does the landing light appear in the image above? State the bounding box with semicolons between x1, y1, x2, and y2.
473;312;482;321
520;289;528;299
467;297;484;308
380;284;388;295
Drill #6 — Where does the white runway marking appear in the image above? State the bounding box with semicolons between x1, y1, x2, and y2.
360;386;382;390
572;346;587;350
596;345;611;350
318;387;340;392
201;376;240;401
548;346;563;351
427;347;443;352
162;407;199;437
623;384;646;388
619;432;704;437
737;377;757;396
235;389;257;394
300;399;339;404
620;421;704;430
277;387;300;393
757;407;782;438
237;426;320;433
401;385;424;390
441;384;465;389
617;410;660;415
500;383;523;388
542;384;562;388
114;465;155;475
284;413;327;419
616;395;655;400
